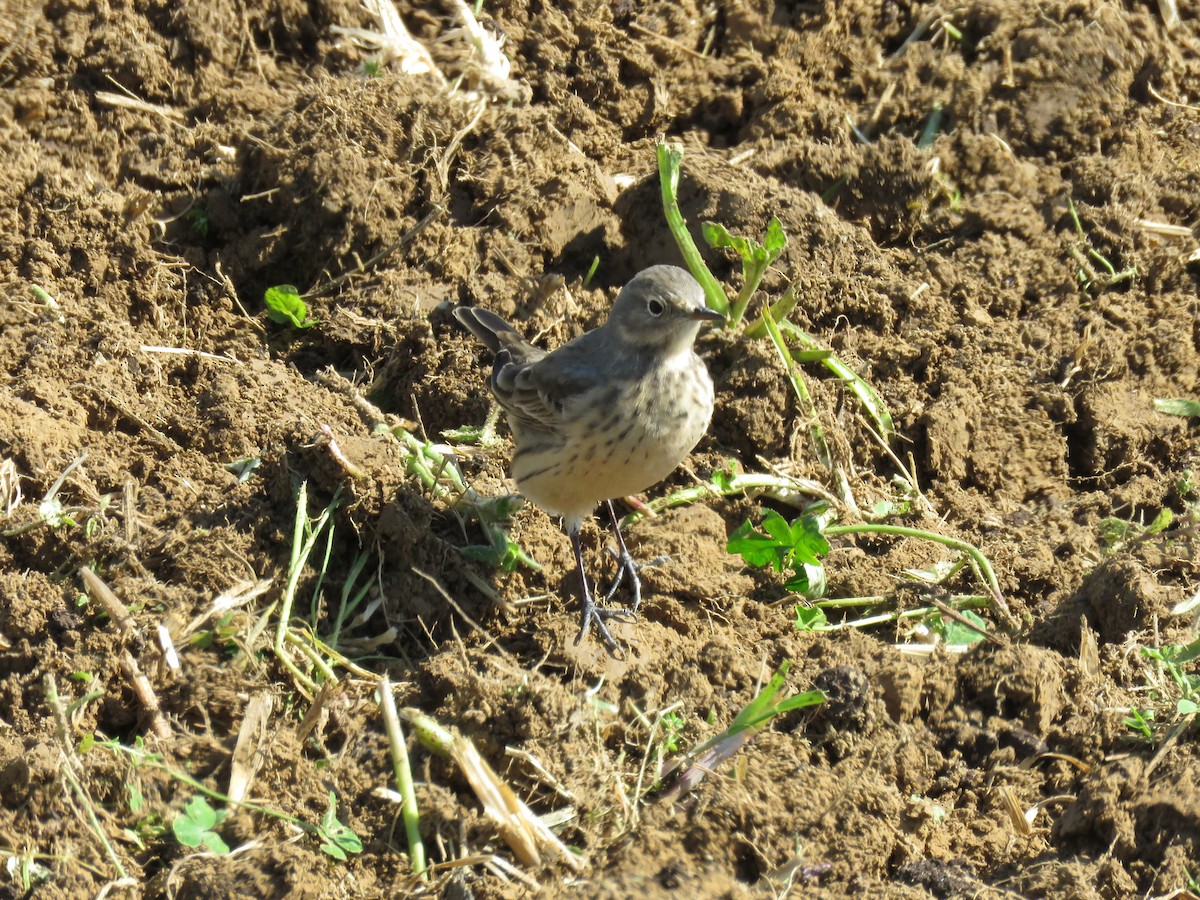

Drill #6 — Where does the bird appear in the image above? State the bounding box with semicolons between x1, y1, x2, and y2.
454;265;724;650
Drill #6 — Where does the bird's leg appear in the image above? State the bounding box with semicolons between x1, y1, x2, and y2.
569;520;632;650
601;500;668;612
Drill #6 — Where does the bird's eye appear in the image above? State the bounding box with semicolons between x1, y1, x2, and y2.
646;298;665;317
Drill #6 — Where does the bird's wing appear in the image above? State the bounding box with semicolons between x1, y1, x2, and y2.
495;335;614;434
455;305;573;433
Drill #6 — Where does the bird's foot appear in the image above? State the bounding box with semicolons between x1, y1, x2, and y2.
602;547;669;612
574;592;635;651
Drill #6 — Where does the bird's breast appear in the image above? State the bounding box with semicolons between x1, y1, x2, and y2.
509;350;714;521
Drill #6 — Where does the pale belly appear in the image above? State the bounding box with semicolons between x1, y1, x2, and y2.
513;356;714;522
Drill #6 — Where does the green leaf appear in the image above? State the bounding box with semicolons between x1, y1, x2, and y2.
935;609;989;645
702;221;754;261
772;688;826;715
727;519;787;570
264;285;318;329
761;508;794;544
185;796;219;830
1168;636;1200;664
793;605;829;631
703;218;787;269
788;516;831;565
762;216;787;258
1147;508;1174;534
728;512;830;591
172;797;230;854
1123;709;1153;739
1179;698;1200;716
728;661;824;734
318;791;363;860
1154;398;1200;418
784;561;827;599
792;349;833;363
127;781;145;814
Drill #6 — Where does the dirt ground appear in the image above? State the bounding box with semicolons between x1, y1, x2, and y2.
2;0;1200;896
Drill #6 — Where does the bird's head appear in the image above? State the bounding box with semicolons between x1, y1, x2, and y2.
607;265;725;353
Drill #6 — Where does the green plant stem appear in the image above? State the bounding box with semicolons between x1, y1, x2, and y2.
761;306;856;509
656;142;729;318
917;102;944;150
742;283;801;339
284;631;339;684
98;739;335;837
825;523;1012;624
761;307;826;467
379;677;427;878
389;428;468;497
728;260;767;329
274;481;340;694
46;676;129;880
813;594;889;609
812;596;989;632
308;518;337;634
779;321;896;441
330;550;372;648
659;661;823;804
620;469;835;526
290;630;377;680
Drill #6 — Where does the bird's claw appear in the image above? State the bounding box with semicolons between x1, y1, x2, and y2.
574;594;635;652
601;548;669;611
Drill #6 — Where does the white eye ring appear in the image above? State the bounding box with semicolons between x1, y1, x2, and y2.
646;298;665;317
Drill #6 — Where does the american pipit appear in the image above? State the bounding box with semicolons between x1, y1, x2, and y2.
455;265;724;649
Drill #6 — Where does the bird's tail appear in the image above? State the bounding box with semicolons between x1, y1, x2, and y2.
454;307;546;369
452;306;518;354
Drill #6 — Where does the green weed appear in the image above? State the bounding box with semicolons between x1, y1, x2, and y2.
86;735;362;861
655;143;729;317
728;507;1011;633
656;143;906;513
1185;866;1200;895
1066;197;1136;293
29;284;66;323
1155;398;1200;418
659;711;686;754
317;792;363;860
1121;635;1200;744
916;101;946;150
702;216;786;328
658;661;824;803
185;206;211;238
1098;507;1174;553
583;254;601;288
1123;707;1155;741
376;420;538;571
264;284;318;329
1143;639;1200;715
172;797;230;854
727;508;831;599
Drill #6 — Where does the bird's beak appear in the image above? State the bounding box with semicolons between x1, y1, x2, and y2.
688;307;727;324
